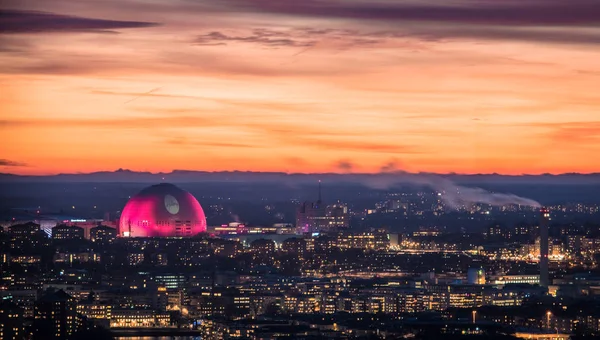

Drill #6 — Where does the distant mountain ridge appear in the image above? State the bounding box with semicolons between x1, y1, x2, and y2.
2;169;600;185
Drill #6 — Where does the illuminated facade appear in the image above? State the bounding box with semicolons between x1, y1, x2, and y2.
467;268;486;285
119;183;207;237
110;309;170;328
77;303;111;320
540;208;550;287
296;201;326;234
127;253;144;266
336;231;390;250
493;275;540;286
90;225;117;243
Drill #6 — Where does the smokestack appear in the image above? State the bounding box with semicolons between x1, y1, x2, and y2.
539;208;550;288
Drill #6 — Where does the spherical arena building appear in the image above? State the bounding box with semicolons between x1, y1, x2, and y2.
119;183;207;237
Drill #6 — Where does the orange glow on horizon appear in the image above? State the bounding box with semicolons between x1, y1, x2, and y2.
1;2;600;176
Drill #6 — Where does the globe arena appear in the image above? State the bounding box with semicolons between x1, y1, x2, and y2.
119;183;207;237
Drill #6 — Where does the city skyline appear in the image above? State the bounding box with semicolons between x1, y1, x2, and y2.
2;0;600;175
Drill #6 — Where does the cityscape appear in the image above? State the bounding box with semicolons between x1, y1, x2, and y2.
2;0;600;339
1;177;600;339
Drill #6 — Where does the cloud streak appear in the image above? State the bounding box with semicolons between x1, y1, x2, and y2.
195;30;315;47
231;0;600;26
0;9;158;34
222;0;600;44
0;159;27;167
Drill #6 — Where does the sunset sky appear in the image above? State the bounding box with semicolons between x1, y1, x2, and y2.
1;0;600;175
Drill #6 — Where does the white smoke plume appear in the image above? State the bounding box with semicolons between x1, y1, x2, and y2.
230;213;241;223
360;172;541;209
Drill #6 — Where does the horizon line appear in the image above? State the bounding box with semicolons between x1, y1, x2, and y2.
2;168;600;177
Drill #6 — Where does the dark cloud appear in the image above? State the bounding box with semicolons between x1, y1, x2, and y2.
379;26;600;45
380;160;400;173
0;9;158;34
223;0;600;44
334;160;355;172
195;30;315;47
0;159;26;167
233;0;600;27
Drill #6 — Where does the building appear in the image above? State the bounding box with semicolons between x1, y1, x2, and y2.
154;274;186;289
313;203;350;232
52;225;84;240
1;289;38;317
250;239;276;255
296;200;349;234
110;309;171;328
514;331;570;340
540;208;550;287
119;183;207;237
493;275;540;286
76;301;111;321
336;231;390;250
282;238;308;258
296;181;355;234
296;201;326;234
90;225;117;243
8;222;41;236
127;253;145;266
0;301;26;340
34;289;79;339
467;268;486;285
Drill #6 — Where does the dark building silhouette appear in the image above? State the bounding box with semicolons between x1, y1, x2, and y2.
296;182;326;234
9;222;41;236
0;300;26;340
34;289;79;339
52;225;84;240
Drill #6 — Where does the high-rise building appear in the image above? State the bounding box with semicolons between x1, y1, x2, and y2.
296;182;326;234
34;289;79;339
323;203;350;230
540;208;550;288
295;182;349;233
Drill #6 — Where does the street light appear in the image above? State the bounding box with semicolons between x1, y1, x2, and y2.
546;311;552;330
472;310;477;324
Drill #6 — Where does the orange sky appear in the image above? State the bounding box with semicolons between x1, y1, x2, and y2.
1;0;600;175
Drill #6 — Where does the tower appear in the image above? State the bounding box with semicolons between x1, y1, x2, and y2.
539;208;550;287
317;180;322;206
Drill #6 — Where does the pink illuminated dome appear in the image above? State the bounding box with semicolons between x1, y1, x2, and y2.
119;183;207;237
